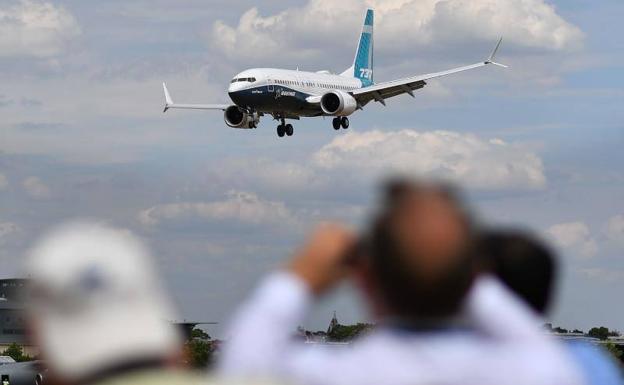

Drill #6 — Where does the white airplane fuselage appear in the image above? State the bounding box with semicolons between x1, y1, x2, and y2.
228;68;363;118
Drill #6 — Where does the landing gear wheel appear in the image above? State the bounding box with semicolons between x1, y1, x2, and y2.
277;124;285;137
285;124;294;136
332;117;341;130
341;117;350;129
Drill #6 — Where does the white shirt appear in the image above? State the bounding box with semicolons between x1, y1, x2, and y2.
219;272;585;385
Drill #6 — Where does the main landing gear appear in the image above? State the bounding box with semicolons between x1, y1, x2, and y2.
276;118;294;138
275;117;348;138
332;117;349;130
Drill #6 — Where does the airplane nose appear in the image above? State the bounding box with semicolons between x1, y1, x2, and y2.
229;82;245;93
229;90;244;106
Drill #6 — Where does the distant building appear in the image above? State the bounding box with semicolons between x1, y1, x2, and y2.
296;312;350;345
327;311;339;335
0;279;37;357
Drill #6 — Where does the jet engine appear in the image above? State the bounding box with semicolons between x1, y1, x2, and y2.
224;105;259;129
320;91;357;116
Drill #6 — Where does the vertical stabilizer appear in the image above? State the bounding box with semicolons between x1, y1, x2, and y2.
341;9;374;87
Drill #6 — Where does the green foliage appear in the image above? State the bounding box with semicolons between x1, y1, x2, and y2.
572;329;584;334
187;338;213;369
328;323;374;342
553;326;568;334
588;326;612;341
1;343;31;362
191;328;211;340
604;342;624;362
185;327;217;369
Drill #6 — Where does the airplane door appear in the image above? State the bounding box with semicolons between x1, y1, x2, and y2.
268;79;274;92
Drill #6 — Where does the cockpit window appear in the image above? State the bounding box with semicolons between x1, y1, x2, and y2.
230;77;257;83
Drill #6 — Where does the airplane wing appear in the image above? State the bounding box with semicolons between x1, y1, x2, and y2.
162;83;230;112
351;38;507;107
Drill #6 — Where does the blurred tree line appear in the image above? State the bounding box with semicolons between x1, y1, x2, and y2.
587;326;621;341
185;328;220;369
1;343;32;362
546;324;624;364
327;323;374;342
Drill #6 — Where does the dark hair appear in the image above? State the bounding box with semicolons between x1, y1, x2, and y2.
477;230;557;314
364;179;475;319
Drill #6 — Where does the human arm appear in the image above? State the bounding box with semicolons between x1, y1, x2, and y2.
218;224;356;378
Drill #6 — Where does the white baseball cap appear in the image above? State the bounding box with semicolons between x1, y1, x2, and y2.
25;221;181;380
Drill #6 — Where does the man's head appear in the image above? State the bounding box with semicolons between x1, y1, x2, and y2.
359;179;475;320
476;230;557;315
25;222;181;383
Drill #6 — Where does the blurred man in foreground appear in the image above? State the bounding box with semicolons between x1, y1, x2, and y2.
219;180;585;385
24;222;205;385
478;230;623;385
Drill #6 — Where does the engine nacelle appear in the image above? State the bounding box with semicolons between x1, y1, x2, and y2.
224;105;259;129
320;90;357;116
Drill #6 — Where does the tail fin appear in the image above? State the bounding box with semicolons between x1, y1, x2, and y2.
341;9;374;86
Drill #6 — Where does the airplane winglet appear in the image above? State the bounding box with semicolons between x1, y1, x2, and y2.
163;82;173;113
485;37;508;68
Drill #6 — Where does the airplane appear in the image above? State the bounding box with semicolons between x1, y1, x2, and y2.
162;8;507;138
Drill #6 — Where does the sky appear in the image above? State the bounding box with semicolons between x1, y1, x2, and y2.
0;0;623;336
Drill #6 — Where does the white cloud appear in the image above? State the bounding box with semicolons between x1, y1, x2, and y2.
0;0;81;58
0;174;8;191
547;221;598;258
211;0;584;62
312;130;546;190
22;176;50;198
139;190;298;228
